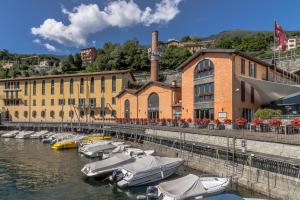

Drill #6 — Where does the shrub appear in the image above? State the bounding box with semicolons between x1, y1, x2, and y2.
202;118;210;124
235;117;247;126
223;119;232;124
291;118;300;127
268;119;282;127
252;118;263;125
254;108;282;120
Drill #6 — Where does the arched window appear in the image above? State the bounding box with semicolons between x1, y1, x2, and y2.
70;79;74;94
80;110;85;118
41;111;46;118
33;80;37;95
90;77;94;93
14;111;19;118
124;99;130;118
148;92;159;119
24;111;28;118
90;110;95;118
59;110;64;118
194;59;214;79
69;110;74;118
50;111;55;118
80;78;84;94
32;111;37;118
112;76;116;92
60;79;64;94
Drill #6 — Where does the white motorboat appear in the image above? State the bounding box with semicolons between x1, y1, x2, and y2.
109;156;184;188
1;130;19;138
103;147;154;159
30;130;49;139
15;131;35;139
79;140;111;153
42;133;72;143
82;148;155;178
82;142;118;158
146;174;230;200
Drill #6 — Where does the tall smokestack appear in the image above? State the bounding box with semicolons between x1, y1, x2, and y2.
150;31;159;82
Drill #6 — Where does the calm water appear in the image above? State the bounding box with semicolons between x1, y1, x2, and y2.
0;138;268;200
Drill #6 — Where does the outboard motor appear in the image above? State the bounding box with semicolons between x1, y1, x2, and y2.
146;186;158;200
110;170;124;183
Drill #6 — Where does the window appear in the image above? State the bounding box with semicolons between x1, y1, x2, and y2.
124;99;130;118
148;93;159;119
24;111;28;118
33;80;37;95
101;76;105;93
33;99;36;106
69;110;74;118
251;86;255;103
90;110;95;118
80;78;84;94
69;79;74;94
51;80;54;95
241;59;245;75
112;97;116;105
24;82;28;96
100;97;105;116
41;111;46;118
50;111;55;118
15;91;18;99
80;110;85;118
194;59;214;79
59;110;64;118
51;99;54;106
90;77;94;93
32;111;37;118
58;99;65;105
111;110;116;117
24;100;28;106
241;81;245;102
60;79;64;94
14;111;19;118
112;76;116;92
194;83;214;103
68;98;75;105
42;80;46;95
249;62;256;78
79;98;85;107
42;99;45;106
89;98;96;107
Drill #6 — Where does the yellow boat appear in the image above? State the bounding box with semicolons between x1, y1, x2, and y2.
80;135;112;143
51;135;112;150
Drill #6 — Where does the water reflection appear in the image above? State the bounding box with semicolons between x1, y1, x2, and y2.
0;138;268;200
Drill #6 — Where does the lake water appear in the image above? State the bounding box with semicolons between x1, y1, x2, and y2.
0;138;268;200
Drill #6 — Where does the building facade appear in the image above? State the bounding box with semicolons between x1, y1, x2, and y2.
0;70;134;122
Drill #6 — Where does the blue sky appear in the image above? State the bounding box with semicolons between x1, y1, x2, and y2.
0;0;299;55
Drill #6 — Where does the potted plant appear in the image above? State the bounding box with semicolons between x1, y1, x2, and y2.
187;118;193;128
252;118;263;132
201;118;210;128
235;117;247;129
291;118;300;127
193;118;201;128
178;118;187;128
224;119;233;130
268;119;282;133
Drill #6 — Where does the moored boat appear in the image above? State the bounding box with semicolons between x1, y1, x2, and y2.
30;130;49;139
109;156;184;188
1;130;19;138
146;174;230;200
51;135;86;150
15;131;35;139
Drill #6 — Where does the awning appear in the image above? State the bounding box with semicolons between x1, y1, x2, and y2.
238;75;300;104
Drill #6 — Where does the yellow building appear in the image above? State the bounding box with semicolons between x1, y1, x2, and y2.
0;70;135;122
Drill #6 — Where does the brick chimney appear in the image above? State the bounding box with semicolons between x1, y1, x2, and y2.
150;31;159;81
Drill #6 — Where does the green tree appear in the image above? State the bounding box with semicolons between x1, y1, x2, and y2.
159;45;191;70
254;108;282;120
0;68;7;78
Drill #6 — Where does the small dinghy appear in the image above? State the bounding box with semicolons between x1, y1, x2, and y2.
1;130;19;138
146;174;230;200
109;156;184;188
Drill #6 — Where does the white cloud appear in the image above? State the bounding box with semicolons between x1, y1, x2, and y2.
33;38;41;44
43;43;56;52
31;0;182;47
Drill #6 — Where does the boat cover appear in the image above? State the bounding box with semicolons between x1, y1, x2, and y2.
84;141;111;149
157;174;206;199
88;153;134;172
122;156;183;174
87;143;116;152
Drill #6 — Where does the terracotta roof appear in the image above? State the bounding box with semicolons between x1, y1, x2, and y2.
0;69;135;82
116;81;180;98
176;49;273;71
